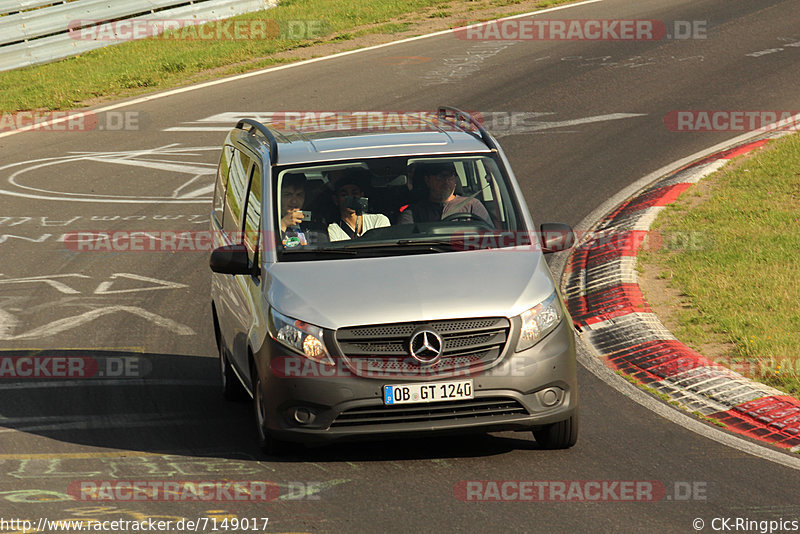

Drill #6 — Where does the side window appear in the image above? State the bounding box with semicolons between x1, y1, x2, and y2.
475;160;495;202
243;163;262;263
213;145;234;227
476;160;503;228
222;148;252;240
453;161;468;194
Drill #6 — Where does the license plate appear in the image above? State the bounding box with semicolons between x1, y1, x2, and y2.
383;380;473;405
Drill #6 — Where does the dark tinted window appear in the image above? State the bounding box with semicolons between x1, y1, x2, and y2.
243;163;262;262
213;145;233;227
222;148;253;239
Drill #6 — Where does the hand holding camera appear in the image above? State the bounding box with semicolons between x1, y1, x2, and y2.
344;196;369;215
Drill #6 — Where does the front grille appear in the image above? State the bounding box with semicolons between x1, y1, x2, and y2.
330;397;528;428
335;317;510;377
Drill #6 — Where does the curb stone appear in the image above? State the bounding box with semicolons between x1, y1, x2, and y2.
562;129;800;453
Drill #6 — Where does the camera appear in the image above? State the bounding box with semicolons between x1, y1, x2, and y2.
344;196;369;215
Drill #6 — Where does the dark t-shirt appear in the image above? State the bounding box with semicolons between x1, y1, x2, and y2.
398;195;492;224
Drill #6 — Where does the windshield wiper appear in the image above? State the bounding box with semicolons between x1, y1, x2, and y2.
282;247;358;255
396;240;454;252
402;234;529;250
338;240;454;253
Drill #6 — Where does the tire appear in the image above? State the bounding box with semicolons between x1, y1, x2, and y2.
219;341;246;401
252;368;292;456
533;414;579;450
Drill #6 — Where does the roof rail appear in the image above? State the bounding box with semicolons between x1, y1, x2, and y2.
236;119;279;161
437;106;498;150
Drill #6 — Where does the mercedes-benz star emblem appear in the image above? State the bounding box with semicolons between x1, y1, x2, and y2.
409;330;443;365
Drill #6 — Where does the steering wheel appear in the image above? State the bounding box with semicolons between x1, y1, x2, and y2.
441;212;486;223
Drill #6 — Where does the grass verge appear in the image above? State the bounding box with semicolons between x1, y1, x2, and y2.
0;0;575;112
638;132;800;398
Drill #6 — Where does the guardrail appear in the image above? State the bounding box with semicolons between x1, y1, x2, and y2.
0;0;277;72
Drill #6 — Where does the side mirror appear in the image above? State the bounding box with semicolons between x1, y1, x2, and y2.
539;223;575;253
210;244;256;275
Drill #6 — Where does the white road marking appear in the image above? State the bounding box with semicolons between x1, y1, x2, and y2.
0;306;195;341
0;146;218;203
166;111;647;135
4;215;209;226
0;216;83;227
491;112;647;137
422;41;514;87
93;273;188;295
0;273;188;296
0;274;90;294
746;38;800;58
0;233;53;244
82;155;213;176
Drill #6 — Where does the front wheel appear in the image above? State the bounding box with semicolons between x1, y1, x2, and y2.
253;368;292;456
533;414;578;450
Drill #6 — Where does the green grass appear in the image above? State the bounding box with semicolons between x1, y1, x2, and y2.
0;0;448;111
616;371;678;405
691;411;727;428
0;0;577;112
640;133;800;397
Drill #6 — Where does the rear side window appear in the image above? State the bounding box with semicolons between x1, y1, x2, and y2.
213;145;234;227
223;149;253;239
243;163;262;262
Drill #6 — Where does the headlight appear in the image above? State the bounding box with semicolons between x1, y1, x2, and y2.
515;292;563;352
270;309;334;366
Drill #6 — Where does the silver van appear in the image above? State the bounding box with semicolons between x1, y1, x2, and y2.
209;108;578;454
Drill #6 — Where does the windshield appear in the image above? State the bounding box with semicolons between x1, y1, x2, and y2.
273;155;529;260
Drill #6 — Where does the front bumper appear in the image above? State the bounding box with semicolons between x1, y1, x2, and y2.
254;318;578;444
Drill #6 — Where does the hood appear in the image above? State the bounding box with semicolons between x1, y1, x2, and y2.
265;250;556;329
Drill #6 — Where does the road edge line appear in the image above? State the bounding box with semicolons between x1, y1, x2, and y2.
0;0;602;140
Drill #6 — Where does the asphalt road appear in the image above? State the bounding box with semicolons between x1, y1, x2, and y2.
1;0;800;532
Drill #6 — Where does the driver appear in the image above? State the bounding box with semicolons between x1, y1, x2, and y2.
397;162;491;224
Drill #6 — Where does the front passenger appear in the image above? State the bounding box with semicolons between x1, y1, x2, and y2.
327;169;390;241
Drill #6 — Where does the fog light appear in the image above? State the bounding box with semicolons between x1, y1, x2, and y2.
292;407;315;425
540;387;562;407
